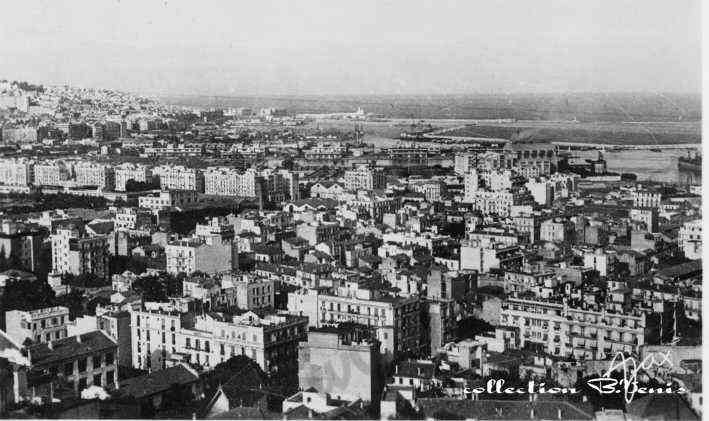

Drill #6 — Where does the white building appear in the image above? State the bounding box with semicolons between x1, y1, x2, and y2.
632;190;662;208
138;190;200;213
5;306;70;344
204;167;243;196
153;165;204;192
678;220;702;260
130;308;307;374
500;297;645;360
165;237;233;275
33;160;71;186
74;162;114;190
114;163;153;191
51;227;110;280
462;170;479;203
344;166;385;191
583;248;617;277
231;275;275;310
0;158;34;186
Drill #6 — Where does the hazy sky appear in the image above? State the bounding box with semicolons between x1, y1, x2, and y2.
0;0;702;95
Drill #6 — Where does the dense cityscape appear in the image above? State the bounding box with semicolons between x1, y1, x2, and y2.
0;75;701;420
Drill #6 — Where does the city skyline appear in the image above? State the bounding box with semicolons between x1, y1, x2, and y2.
0;0;702;96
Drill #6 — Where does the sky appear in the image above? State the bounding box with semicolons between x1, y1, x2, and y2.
0;0;702;96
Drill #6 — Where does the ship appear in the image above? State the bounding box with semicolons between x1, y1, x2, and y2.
678;154;701;173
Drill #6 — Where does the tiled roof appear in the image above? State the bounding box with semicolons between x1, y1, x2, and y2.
417;398;594;420
119;364;199;399
626;394;699;420
395;361;435;379
207;407;280;420
86;221;115;235
29;331;117;367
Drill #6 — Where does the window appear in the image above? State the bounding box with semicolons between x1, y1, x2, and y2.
136;315;140;326
93;355;101;368
40;320;46;329
106;370;114;386
45;333;51;342
186;338;191;348
78;358;87;373
78;377;87;391
195;339;200;350
93;374;102;386
172;334;176;345
52;317;58;326
220;344;225;355
105;352;114;365
64;362;74;376
204;341;210;352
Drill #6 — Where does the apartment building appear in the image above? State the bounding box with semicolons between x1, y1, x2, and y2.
129;308;307;377
51;227;110;281
153;165;204;192
540;218;575;243
5;306;70;344
296;221;343;246
460;240;523;273
0;220;46;272
583;248;617;277
629;208;659;233
97;311;133;368
462;170;479;202
632;190;662;208
138;190;200;213
0;158;34;186
454;153;476;175
114;163;154;191
114;207;154;230
287;282;424;360
499;297;645;360
204;167;243;196
678;220;702;260
33;160;71;186
74;162;115;190
466;190;528;217
409;180;444;202
165;237;234;275
344;166;385;191
27;331;119;396
298;328;381;402
501;141;558;175
231;275;275;310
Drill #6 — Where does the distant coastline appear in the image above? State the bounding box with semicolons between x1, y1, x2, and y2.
158;92;701;123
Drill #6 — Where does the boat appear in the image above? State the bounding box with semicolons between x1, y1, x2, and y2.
678;154;701;172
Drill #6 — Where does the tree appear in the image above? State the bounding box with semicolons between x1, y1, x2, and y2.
202;355;267;396
0;245;8;271
455;317;494;340
54;290;86;319
1;279;56;312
